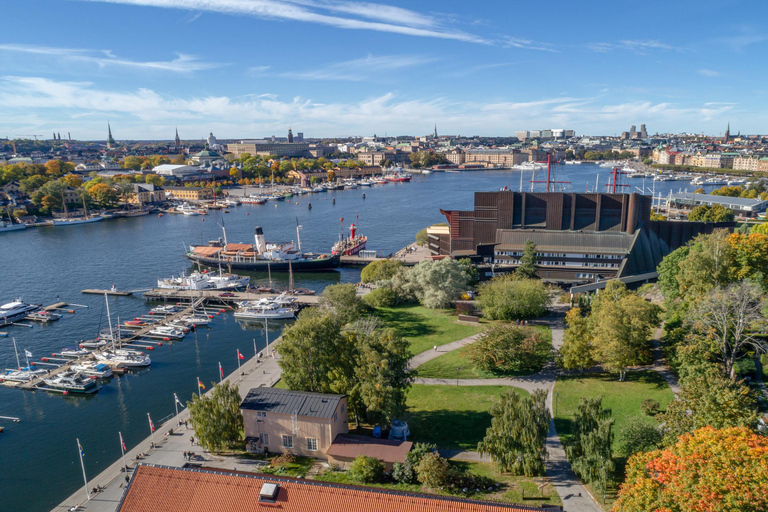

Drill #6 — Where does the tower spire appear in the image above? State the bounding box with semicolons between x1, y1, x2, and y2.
107;121;115;148
175;127;180;150
724;122;730;142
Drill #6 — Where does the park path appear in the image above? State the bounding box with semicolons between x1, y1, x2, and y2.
408;307;604;512
649;326;681;395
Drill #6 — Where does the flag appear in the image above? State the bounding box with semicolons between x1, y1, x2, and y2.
198;381;205;390
147;413;155;433
119;432;127;451
77;439;85;458
219;362;224;378
174;393;182;406
237;349;245;360
24;349;33;358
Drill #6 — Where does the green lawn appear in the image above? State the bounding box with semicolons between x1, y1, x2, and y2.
416;326;552;379
553;371;673;452
402;384;528;450
375;304;488;355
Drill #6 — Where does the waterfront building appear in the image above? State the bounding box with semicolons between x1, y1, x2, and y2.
357;150;396;166
164;186;213;201
227;141;310;158
128;183;165;204
117;465;540;512
667;192;768;217
464;149;527;168
434;191;733;283
240;388;348;458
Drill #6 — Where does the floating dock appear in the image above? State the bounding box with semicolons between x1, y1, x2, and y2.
81;289;133;296
142;289;319;305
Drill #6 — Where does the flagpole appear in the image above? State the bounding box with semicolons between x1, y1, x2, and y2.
119;432;127;473
77;438;91;501
197;377;202;397
218;362;223;383
174;393;179;419
253;337;257;358
265;317;270;357
147;413;156;448
237;350;241;377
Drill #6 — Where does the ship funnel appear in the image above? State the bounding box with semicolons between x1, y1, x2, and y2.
254;226;266;254
349;223;356;239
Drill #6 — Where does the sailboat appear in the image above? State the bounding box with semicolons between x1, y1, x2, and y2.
0;206;25;233
53;192;104;226
92;293;152;368
0;338;46;382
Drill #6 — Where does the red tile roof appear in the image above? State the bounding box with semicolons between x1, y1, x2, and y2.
118;465;540;512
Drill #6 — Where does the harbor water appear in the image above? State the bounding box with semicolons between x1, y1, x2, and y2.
0;165;719;512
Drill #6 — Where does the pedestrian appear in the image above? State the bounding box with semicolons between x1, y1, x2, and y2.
190;436;194;446
433;345;437;352
125;475;130;484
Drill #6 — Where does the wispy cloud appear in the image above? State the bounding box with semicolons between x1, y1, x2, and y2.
586;39;679;54
80;0;491;44
698;68;721;77
283;54;436;81
0;43;220;72
501;37;558;52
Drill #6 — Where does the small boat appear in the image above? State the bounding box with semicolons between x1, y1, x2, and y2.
180;315;212;326
78;338;108;349
149;305;181;315
60;346;91;358
0;220;26;233
147;326;186;339
43;371;100;394
53;216;105;226
94;350;151;368
234;302;296;320
26;311;61;323
70;362;113;378
1;368;47;383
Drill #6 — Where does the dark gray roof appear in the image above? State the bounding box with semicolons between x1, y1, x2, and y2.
495;229;634;254
669;192;768;211
240;388;344;419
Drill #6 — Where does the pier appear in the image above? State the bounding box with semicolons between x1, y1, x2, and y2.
340;243;433;266
142;288;319;305
81;289;133;296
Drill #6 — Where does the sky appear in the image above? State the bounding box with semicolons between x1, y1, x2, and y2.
1;0;767;140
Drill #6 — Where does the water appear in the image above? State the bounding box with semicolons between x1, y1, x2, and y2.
0;165;714;511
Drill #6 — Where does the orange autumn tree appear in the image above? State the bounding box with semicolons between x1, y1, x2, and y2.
614;426;768;512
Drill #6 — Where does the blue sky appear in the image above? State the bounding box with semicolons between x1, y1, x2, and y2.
1;0;767;140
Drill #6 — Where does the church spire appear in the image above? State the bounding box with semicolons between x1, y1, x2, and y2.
724;122;730;142
107;121;115;148
175;127;180;150
434;124;438;138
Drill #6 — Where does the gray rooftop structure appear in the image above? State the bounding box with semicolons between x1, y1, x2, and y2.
669;192;768;213
240;388;344;419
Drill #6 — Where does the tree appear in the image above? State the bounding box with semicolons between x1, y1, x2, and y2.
750;222;768;235
559;307;595;371
477;389;550;476
360;259;403;284
415;228;428;246
656;245;689;301
658;368;759;443
614;427;768;512
477;275;549;321
327;169;336;182
689;281;766;380
362;286;398;307
564;397;615;494
467;325;551;374
590;281;660;380
415;452;454;489
349;455;384;483
728;232;768;290
687;203;734;222
187;380;244;453
145;174;165;186
88;182;119;207
516;240;538;279
398;258;470;309
318;283;366;326
122;156;147;170
618;419;662;458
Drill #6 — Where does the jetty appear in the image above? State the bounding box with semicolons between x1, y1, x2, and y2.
340;243;433;267
142;289;319;306
82;289;133;296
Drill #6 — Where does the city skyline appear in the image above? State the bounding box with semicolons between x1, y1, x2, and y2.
2;0;768;139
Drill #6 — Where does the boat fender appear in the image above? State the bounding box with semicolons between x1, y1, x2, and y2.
274;204;278;208
63;390;69;395
51;353;56;356
202;218;204;221
157;343;163;347
146;347;154;351
79;344;84;348
247;213;249;216
42;357;48;362
218;309;226;313
163;337;171;341
30;362;35;366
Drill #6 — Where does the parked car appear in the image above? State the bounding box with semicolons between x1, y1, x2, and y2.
219;292;235;297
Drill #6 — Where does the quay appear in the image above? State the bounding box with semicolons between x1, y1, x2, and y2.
340;243;433;267
51;349;283;512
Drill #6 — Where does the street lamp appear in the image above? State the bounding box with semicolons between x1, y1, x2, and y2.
456;367;461;386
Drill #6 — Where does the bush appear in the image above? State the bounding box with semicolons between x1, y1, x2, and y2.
455;302;475;316
641;399;660;417
392;459;416;484
407;442;437;465
477;276;549;321
618;419;662;458
271;452;296;468
416;452;455;489
362;286;398;308
349;455;385;483
467;325;552;374
361;259;403;284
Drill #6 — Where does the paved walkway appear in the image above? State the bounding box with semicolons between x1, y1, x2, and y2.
52;355;282;512
408;307;604;512
649;326;681;396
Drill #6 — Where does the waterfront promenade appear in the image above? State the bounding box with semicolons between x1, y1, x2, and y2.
52;354;282;512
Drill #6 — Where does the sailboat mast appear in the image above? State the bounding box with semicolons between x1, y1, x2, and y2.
82;193;89;220
288;260;294;292
12;337;21;369
104;293;115;351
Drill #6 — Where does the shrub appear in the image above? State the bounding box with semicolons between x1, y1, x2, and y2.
618;419;662;458
349;455;385;483
467;325;552;374
455;302;475;316
392;459;416;484
407;442;437;465
477;276;549;320
361;259;403;284
641;399;660;417
362;286;398;308
271;452;296;468
415;452;455;489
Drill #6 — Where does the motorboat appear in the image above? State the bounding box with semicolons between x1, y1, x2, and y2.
234;302;296;320
0;299;40;327
0;367;47;383
43;371;100;394
26;311;61;323
157;271;213;291
94;350;152;368
205;269;250;290
180;315;212;325
78;339;108;349
70;362;113;378
177;203;202;216
149;305;181;315
310;185;327;193
148;326;186;339
60;347;91;358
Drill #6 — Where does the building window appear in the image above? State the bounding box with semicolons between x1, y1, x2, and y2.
261;433;269;446
256;411;267;418
282;435;293;449
340;404;346;414
307;438;318;451
333;412;338;422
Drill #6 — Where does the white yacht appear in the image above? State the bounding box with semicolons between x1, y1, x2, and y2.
157;271;213;291
1;367;47;383
206;270;250;290
43;371;100;393
78;339;108;349
179;314;212;325
0;299;40;327
70;362;113;378
234;302;295;320
94;350;152;368
148;325;186;339
60;347;91;358
149;305;181;315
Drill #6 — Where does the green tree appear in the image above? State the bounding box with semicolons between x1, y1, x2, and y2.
516;240;538;279
656;245;690;301
559;307;595;371
750;222;768;235
145;174;165;186
187;380;244;453
478;389;550;476
360;259;403;284
477;275;549;321
278;309;343;392
618;419;662;458
415;227;428;246
318;283;366;326
362;286;398;307
687;203;735;222
349;455;385;483
564;397;616;494
467;325;552;374
398;258;470;309
415;452;454;489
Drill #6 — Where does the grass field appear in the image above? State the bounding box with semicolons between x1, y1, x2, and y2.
376;304;488;355
402;384;528;450
416;326;552;379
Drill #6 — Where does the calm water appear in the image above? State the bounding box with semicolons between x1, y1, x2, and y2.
0;165;714;511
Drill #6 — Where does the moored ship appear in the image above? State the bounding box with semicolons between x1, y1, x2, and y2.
332;223;367;256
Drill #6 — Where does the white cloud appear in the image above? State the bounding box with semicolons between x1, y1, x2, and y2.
0;44;220;72
586;39;679;54
0;76;747;138
283;54;436;81
80;0;491;44
501;37;557;52
698;68;721;77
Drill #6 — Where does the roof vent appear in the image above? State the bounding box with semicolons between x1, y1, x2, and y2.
259;482;280;502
